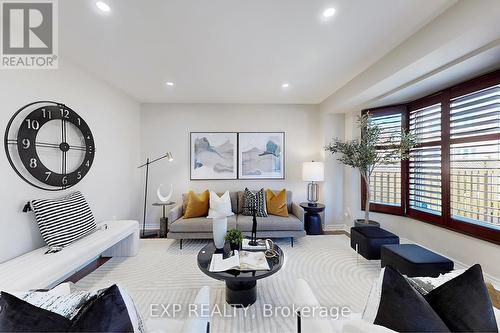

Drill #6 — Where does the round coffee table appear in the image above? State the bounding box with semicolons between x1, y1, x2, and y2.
197;242;284;307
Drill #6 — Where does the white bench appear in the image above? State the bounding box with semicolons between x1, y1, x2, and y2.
0;220;139;292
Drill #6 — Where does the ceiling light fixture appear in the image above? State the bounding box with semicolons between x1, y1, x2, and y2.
281;83;290;88
322;7;336;18
165;81;175;86
96;1;111;12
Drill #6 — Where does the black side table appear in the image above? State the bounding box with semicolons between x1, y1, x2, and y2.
152;202;175;238
300;202;325;235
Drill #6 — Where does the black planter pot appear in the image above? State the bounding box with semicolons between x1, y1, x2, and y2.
354;219;380;228
230;242;241;252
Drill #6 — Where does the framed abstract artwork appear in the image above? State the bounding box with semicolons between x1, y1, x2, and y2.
190;132;238;180
238;132;285;179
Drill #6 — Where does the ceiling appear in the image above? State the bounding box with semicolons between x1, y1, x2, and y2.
60;0;456;104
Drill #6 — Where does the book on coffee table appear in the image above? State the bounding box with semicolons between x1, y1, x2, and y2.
209;250;270;272
241;238;267;250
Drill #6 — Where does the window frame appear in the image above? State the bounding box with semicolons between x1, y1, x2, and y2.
360;105;407;217
361;69;500;244
406;93;446;226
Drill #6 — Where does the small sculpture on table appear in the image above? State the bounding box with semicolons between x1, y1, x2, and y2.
243;205;259;246
153;184;175;238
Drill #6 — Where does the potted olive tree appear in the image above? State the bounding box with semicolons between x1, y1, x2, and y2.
325;112;417;227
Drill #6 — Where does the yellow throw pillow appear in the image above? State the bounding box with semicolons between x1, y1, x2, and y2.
266;189;289;217
486;282;500;309
183;190;209;218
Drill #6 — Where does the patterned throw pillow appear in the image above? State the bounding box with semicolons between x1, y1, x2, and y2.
30;191;96;253
242;188;268;217
405;269;466;295
17;289;99;320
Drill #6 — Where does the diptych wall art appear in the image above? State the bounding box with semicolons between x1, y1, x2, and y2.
190;132;238;180
190;132;285;180
238;132;285;179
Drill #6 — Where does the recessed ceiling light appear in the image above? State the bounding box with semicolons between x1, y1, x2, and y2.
322;7;336;18
96;1;111;12
165;81;175;86
281;83;290;88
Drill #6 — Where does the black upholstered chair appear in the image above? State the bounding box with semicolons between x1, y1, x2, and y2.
350;227;400;260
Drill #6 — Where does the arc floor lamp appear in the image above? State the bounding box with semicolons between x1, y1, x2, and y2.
138;152;173;238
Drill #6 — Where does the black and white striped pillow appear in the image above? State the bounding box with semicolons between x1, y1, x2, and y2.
30;191;96;253
242;188;268;217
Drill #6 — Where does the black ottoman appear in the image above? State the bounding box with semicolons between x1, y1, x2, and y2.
350;227;399;260
381;244;454;277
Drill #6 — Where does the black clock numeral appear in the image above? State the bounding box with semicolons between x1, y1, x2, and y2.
62;176;68;185
77;118;81;126
29;158;37;168
45;171;51;181
25;119;40;130
77;171;82;180
85;160;90;167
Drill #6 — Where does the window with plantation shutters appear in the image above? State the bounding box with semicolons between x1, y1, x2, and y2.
369;113;402;207
409;104;442;216
449;84;500;231
450;84;500;139
361;70;500;243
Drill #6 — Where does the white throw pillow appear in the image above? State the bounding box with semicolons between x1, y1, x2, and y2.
361;268;385;323
207;191;234;218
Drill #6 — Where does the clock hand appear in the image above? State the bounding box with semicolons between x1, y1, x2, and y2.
35;142;60;149
62;119;67;143
68;145;87;151
62;150;67;175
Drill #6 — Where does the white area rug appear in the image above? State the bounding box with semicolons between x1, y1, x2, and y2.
76;235;380;333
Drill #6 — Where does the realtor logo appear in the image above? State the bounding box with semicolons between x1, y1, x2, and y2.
1;0;58;69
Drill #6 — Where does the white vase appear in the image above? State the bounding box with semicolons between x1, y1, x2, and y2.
212;216;227;249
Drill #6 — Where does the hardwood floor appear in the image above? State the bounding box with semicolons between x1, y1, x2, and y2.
323;230;350;237
63;256;111;283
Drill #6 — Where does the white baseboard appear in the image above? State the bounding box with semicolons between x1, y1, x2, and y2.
323;226;500;285
324;224;349;232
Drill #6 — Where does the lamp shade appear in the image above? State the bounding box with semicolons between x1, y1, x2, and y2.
302;161;324;182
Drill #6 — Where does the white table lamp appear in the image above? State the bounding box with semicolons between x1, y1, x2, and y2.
302;161;324;206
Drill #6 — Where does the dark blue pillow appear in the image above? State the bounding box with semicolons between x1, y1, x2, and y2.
374;266;450;332
425;264;498;333
0;284;134;333
0;291;71;332
70;284;134;332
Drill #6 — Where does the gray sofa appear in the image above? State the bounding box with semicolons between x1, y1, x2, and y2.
167;190;306;249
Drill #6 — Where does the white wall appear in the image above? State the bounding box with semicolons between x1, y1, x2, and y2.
140;103;321;228
320;0;500;114
320;113;345;225
341;113;500;280
0;60;142;263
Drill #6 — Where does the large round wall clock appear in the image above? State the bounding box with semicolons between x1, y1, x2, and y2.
4;101;95;191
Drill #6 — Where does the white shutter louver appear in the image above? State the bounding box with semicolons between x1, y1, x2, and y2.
409;103;442;215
